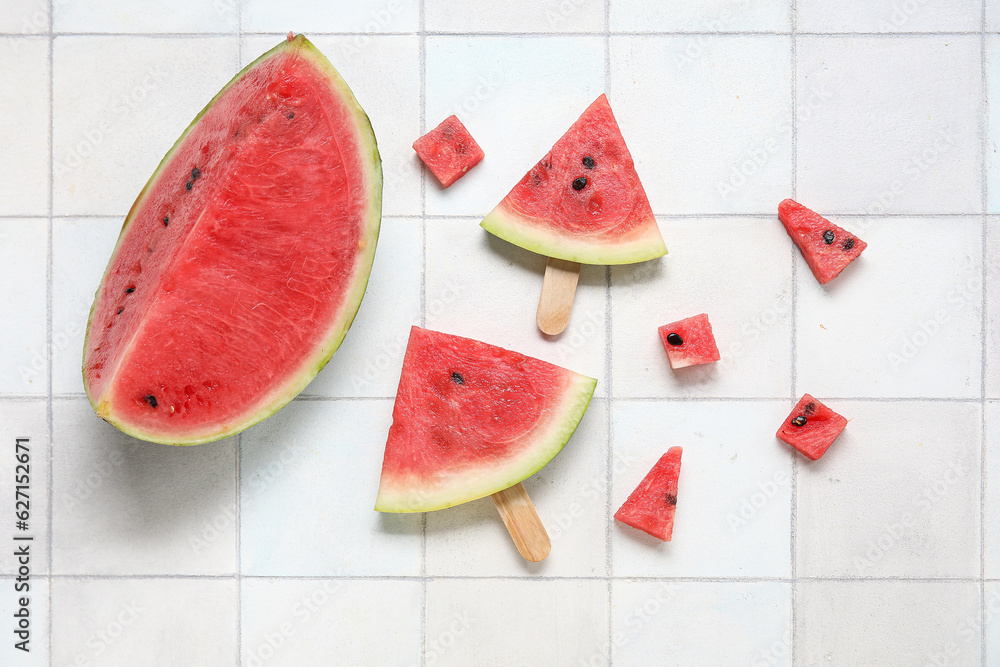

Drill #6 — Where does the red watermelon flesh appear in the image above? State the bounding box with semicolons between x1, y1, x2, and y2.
412;114;484;187
480;94;666;265
82;36;382;445
375;326;597;512
778;199;866;285
615;446;683;541
776;394;847;460
658;313;720;370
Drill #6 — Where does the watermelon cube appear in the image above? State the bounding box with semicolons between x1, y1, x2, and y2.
412;115;484;187
615;447;683;541
778;199;866;284
658;313;720;370
776;394;847;460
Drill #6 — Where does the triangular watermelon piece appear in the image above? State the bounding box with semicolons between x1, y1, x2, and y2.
480;94;666;265
615;447;683;541
375;327;597;512
778;199;866;284
776;394;848;460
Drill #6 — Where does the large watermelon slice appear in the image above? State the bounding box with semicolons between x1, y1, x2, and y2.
375;326;597;512
778;199;866;284
615;446;683;541
480;95;666;265
82;35;382;445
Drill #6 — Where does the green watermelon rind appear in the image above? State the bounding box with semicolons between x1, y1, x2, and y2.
83;35;383;446
374;373;597;513
480;204;667;265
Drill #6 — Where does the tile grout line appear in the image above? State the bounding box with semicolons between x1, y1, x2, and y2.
419;3;427;666
789;2;798;664
981;2;989;663
604;5;614;666
235;4;243;665
46;2;54;663
14;30;995;38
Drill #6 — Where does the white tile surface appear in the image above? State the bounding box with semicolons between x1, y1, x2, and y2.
51;399;238;575
425;578;608;667
988;38;1000;214
611;581;791;665
610;35;792;215
991;1;1000;32
0;219;48;396
0;576;48;665
241;34;422;217
986;400;1000;577
611;218;793;399
240;399;422;576
425;401;607;577
796;35;982;215
425;0;604;33
52;36;239;216
796;401;980;578
796;217;982;398
0;39;49;217
990;218;1000;397
610;0;790;33
796;581;981;665
0;2;48;32
53;0;237;33
612;401;793;578
424;36;606;218
0;401;48;576
241;578;421;666
424;217;608;396
986;582;1000;666
798;0;981;32
51;578;237;666
242;0;419;34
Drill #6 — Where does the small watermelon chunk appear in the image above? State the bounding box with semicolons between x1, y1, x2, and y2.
776;394;847;460
615;447;683;541
778;199;866;284
412;115;484;187
658;313;720;370
375;326;597;512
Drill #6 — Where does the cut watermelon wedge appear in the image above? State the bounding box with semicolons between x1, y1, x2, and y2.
412;115;484;187
480;94;666;265
82;35;382;445
615;447;683;541
658;313;721;370
776;394;847;460
375;326;597;513
778;199;866;284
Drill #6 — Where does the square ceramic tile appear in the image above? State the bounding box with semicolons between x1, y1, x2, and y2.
796;217;982;399
425;578;608;667
610;0;790;33
987;582;1000;665
798;0;981;32
990;218;1000;397
611;218;792;399
424;218;608;396
797;401;980;578
241;578;421;666
611;582;791;665
0;576;48;665
612;401;793;578
988;38;1000;214
51;577;237;666
51;399;237;575
240;399;422;576
241;34;421;217
425;0;603;33
52;36;239;216
0;2;48;32
796;36;981;214
0;39;49;216
992;1;1000;32
0;219;48;396
0;401;47;576
986;401;1000;577
242;0;419;33
609;35;792;215
300;218;421;397
425;401;607;577
796;581;981;665
51;217;121;395
53;0;237;33
424;36;605;218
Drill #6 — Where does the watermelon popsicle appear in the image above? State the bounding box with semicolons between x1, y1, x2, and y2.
480;94;667;335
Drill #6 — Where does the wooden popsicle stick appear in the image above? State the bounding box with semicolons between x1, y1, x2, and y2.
536;257;582;336
491;482;551;562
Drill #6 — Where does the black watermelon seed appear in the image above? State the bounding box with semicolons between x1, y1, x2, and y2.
582;155;595;169
823;230;835;244
451;372;465;385
163;216;169;226
572;176;587;191
125;287;135;294
286;112;295;119
665;493;678;506
804;402;815;415
191;167;201;180
666;332;683;346
144;395;158;409
791;415;808;427
116;307;124;315
185;180;193;191
843;238;856;251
